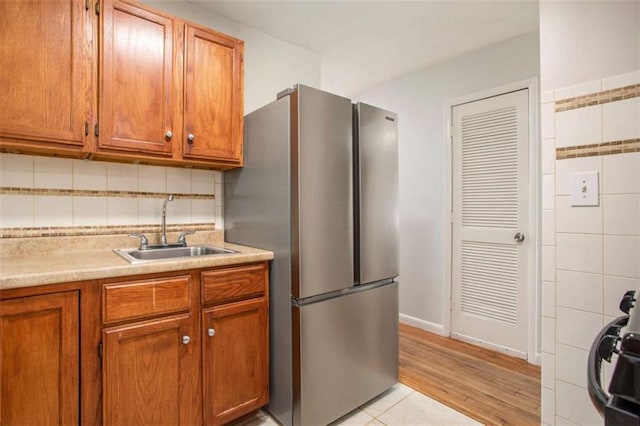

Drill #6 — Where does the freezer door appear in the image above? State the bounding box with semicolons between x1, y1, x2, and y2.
356;103;399;284
293;85;354;298
293;282;399;426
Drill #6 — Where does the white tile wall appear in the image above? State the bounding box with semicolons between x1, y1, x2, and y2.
555;105;602;148
542;210;556;246
602;70;640;90
107;197;138;225
542;246;556;282
603;152;640;194
73;160;107;190
0;194;33;227
73;196;107;226
603;194;640;236
556;233;603;274
604;235;640;278
556;307;603;350
555;196;602;234
0;153;34;188
34;157;72;189
542;174;556;210
192;169;215;195
34;195;73;226
0;154;219;229
541;102;556;140
542;317;556;354
556;270;603;313
555;381;602;426
138;165;167;193
541;138;556;175
107;163;138;191
542;70;640;426
555;80;601;100
167;168;192;194
542;387;556;426
602;97;640;142
542;282;556;318
555;344;588;388
542;352;556;390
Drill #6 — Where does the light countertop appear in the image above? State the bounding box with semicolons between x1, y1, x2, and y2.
0;231;273;290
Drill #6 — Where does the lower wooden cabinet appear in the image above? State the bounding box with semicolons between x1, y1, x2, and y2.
101;262;269;426
103;313;199;426
0;261;268;425
0;291;80;426
203;298;269;425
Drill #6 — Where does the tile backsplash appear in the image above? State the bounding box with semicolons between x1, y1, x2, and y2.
540;69;640;426
0;154;222;237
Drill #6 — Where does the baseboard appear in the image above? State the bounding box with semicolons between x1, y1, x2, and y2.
399;313;445;336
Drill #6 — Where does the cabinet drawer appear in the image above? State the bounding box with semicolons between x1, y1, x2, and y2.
103;276;191;324
202;263;265;305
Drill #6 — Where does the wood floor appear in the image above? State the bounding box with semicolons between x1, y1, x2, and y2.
399;323;541;425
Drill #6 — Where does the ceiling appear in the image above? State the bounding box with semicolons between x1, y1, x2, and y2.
189;0;540;95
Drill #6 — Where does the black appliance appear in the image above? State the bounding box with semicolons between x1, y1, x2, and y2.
588;290;640;425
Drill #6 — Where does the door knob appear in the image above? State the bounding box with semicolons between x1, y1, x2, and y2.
207;328;215;337
187;133;195;144
514;232;525;242
165;130;173;140
182;335;191;345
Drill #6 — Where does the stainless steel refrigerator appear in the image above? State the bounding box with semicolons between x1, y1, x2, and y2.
224;85;399;426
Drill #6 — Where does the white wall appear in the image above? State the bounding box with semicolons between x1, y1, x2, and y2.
142;0;321;113
539;2;640;425
345;32;540;329
540;0;640;92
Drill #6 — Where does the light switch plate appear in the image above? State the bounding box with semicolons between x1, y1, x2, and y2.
570;171;599;206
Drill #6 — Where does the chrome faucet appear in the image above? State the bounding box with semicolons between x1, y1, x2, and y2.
161;194;174;246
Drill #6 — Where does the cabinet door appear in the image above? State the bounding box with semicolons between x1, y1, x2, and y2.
183;25;244;164
202;298;268;425
103;314;199;426
0;0;91;150
99;0;175;155
0;292;79;426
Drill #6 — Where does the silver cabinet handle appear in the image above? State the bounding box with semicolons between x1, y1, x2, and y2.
182;335;191;345
187;133;195;144
165;130;173;140
207;328;215;337
514;232;525;243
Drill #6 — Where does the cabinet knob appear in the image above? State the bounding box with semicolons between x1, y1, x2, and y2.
182;335;191;345
207;328;215;337
187;133;195;144
165;130;173;140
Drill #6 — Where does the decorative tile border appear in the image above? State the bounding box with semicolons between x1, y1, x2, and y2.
555;84;639;112
0;187;215;199
0;223;216;239
556;139;640;160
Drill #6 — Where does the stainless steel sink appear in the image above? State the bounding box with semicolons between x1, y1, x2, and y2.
114;245;238;263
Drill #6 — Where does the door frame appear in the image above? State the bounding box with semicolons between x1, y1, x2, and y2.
442;78;541;365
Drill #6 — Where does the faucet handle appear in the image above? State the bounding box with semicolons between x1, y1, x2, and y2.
129;233;149;250
178;230;196;247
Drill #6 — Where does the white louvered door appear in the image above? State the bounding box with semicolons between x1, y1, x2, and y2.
451;89;529;357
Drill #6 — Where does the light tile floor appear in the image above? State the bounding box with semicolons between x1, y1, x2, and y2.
235;384;481;426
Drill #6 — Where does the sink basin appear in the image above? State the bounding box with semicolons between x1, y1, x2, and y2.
114;245;238;263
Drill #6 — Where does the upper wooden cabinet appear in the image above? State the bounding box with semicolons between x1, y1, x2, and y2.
0;0;93;156
183;25;243;164
99;0;176;156
98;0;244;167
0;0;244;170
